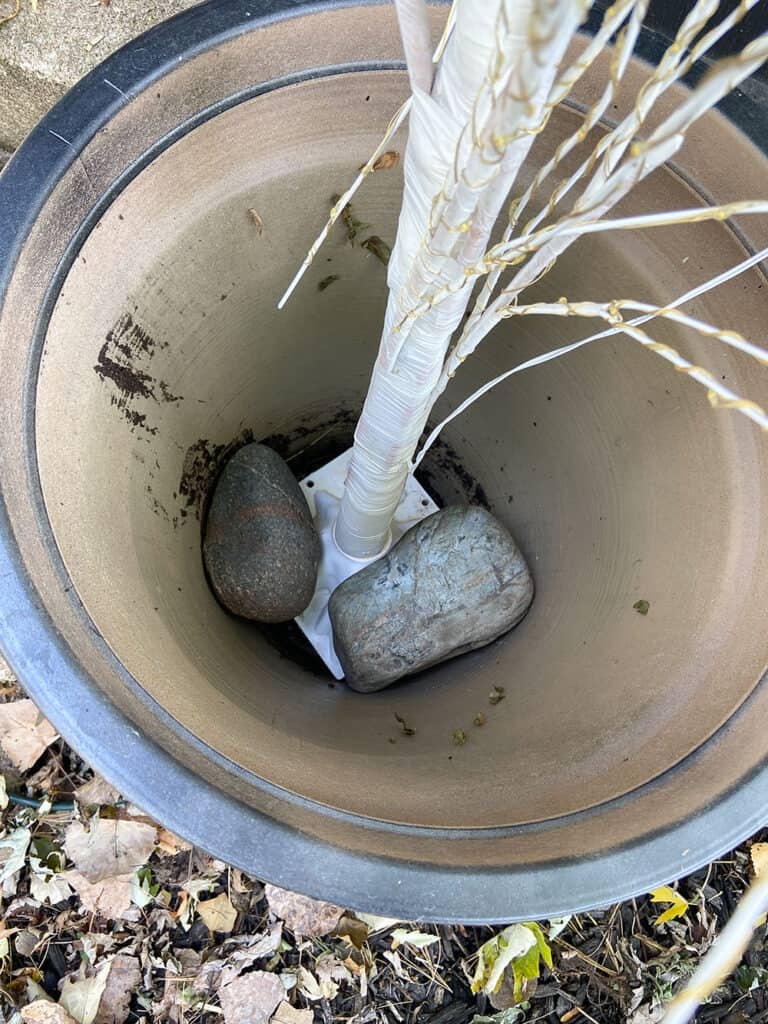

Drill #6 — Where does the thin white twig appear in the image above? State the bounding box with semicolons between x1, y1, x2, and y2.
276;99;412;309
277;1;459;311
481;200;768;269
414;245;768;465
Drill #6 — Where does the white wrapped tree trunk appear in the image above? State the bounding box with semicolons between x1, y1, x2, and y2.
334;0;589;558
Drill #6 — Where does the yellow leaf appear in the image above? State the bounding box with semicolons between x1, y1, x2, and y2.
650;885;689;924
750;843;768;879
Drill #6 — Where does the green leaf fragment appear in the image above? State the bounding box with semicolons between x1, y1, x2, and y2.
361;235;391;266
332;194;369;244
471;922;553;1000
633;599;650;615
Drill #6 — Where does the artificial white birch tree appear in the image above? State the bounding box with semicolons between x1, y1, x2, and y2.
283;0;768;562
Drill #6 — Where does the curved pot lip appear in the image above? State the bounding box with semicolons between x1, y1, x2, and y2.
1;0;768;922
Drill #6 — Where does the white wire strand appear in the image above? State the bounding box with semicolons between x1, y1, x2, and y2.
414;245;768;466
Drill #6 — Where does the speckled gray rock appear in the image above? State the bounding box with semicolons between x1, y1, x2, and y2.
329;505;534;692
203;444;320;623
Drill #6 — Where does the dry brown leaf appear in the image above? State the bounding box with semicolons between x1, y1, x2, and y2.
248;208;265;235
156;827;192;857
93;954;141;1024
333;914;369;949
193;923;282;992
197;892;238;934
64;817;157;882
271;1002;314;1024
0;699;58;771
751;842;768;878
75;776;121;809
265;883;343;937
63;870;134;920
21;1003;78;1024
230;868;251;893
372;150;400;171
219;971;283;1024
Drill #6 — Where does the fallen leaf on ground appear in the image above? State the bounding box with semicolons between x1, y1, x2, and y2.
75;775;121;809
64;817;156;881
21;1004;79;1024
471;922;552;1001
296;967;323;1002
649;885;689;925
194;923;282;991
59;954;141;1024
315;954;352;1000
390;928;440;949
0;826;31;885
93;954;140;1024
63;870;134;920
471;1010;527;1024
198;892;238;934
0;699;58;771
29;851;73;905
628;1004;664;1024
334;914;369;948
156;827;191;856
751;843;768;878
218;971;283;1024
60;964;111;1024
183;877;217;899
355;912;400;931
265;883;343;937
272;1002;313;1024
14;928;40;957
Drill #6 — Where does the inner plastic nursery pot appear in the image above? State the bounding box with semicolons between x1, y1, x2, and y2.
1;0;768;923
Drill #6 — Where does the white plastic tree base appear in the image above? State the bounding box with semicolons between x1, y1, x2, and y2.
296;448;439;679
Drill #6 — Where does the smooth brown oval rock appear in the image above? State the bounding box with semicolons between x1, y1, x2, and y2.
328;505;534;692
203;443;320;622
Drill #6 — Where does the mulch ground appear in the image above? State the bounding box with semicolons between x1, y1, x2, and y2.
1;663;766;1024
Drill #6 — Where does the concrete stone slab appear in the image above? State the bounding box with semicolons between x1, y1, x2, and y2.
0;0;201;149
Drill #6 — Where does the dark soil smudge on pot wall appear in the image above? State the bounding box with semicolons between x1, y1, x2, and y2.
178;429;255;523
94;311;183;435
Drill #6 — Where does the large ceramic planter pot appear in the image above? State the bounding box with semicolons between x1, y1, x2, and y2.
1;0;768;922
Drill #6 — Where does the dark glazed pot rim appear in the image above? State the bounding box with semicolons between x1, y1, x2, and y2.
1;0;767;922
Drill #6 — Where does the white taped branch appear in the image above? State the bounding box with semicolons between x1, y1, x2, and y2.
334;0;591;558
